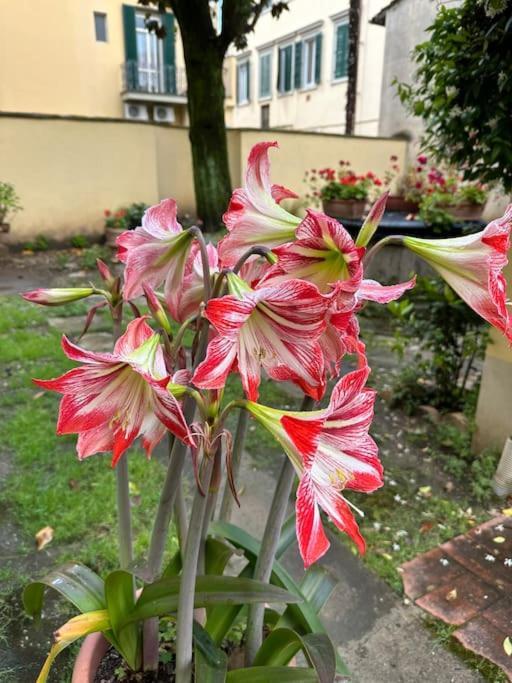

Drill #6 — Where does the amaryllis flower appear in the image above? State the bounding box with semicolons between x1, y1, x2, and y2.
22;288;95;306
167;242;219;323
34;318;194;466
117;199;193;301
192;273;327;401
218;142;301;267
403;206;512;340
244;366;381;567
269;210;364;296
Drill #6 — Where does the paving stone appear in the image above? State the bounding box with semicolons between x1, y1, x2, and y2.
454;616;512;680
415;573;500;626
480;597;512;634
401;547;465;600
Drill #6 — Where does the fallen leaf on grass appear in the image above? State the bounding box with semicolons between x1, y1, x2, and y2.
35;526;54;550
32;391;44;400
68;479;79;490
503;636;512;657
445;588;458;601
418;486;432;498
420;521;435;534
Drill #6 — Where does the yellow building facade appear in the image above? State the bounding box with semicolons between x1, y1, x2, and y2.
0;1;187;123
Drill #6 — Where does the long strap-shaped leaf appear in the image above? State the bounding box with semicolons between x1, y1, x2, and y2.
226;667;318;682
210;521;349;677
105;570;141;671
254;629;335;683
23;562;105;619
36;610;110;683
121;575;301;626
193;621;228;682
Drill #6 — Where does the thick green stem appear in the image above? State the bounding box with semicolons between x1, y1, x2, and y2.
244;395;314;665
219;409;249;521
362;234;404;272
244;455;296;665
175;454;215;683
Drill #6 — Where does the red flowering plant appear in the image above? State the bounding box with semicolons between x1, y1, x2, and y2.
22;141;512;683
305;161;383;205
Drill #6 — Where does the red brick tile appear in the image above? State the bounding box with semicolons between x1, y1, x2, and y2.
480;597;512;634
454;616;512;679
400;547;465;600
441;530;512;593
415;572;500;626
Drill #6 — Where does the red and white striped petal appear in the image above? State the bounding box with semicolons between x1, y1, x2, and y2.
167;242;219;323
357;277;416;304
403;205;512;340
192;335;238;391
296;474;330;568
219;142;300;267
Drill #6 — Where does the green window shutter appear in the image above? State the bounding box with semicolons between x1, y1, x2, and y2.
122;5;138;90
277;47;283;92
294;41;303;89
335;23;348;79
314;33;323;84
162;12;176;93
284;44;293;92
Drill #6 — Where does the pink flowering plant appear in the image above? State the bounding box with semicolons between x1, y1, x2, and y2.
22;141;512;682
305;161;383;205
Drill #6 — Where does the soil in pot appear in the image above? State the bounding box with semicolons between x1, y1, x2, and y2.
94;647;176;682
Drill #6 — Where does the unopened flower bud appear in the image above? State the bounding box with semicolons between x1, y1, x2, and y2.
142;283;171;334
22;287;95;306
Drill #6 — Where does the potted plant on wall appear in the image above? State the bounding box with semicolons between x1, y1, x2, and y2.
104;202;148;247
384;154;427;213
305;162;382;220
0;181;22;241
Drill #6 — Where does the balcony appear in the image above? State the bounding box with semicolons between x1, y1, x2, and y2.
121;61;187;104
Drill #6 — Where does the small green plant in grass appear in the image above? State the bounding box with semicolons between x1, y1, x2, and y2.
70;234;89;249
24;234;49;252
80;244;111;269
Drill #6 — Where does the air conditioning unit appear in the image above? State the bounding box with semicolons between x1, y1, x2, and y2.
124;103;149;121
153;105;175;124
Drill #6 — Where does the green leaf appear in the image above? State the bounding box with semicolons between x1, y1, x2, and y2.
276;513;297;559
211;521;350;678
253;628;335;682
193;621;228;682
298;566;336;615
226;667;318;682
122;576;301;626
162;550;182;577
205;537;235;576
24;562;105;620
104;571;140;671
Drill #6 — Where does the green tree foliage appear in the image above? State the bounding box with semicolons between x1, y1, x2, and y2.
396;0;512;190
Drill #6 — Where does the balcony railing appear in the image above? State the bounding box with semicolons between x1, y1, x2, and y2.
121;61;187;98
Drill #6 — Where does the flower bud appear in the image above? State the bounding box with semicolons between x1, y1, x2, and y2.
355;192;389;247
142;283;172;334
96;259;114;286
22;287;95;306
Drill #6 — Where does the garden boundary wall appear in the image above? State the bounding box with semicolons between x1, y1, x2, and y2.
0;112;408;243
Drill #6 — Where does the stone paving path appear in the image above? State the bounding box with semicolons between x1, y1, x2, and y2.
401;516;512;680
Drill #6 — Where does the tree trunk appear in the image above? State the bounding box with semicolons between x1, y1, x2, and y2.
345;0;361;135
182;37;232;231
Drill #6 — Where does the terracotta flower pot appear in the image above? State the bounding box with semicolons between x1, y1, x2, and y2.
386;195;419;213
445;203;484;221
72;632;110;682
322;199;366;220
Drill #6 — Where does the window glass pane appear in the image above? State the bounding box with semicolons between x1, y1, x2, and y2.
335;23;348;79
284;45;292;92
260;53;271;97
135;14;146;29
304;38;315;85
94;12;107;42
237;62;249;103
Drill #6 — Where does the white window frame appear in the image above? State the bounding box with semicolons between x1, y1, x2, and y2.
135;12;165;93
277;40;294;95
332;17;349;84
94;12;108;42
301;33;319;90
236;59;250;106
258;49;272;100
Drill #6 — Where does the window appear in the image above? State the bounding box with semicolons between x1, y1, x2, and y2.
135;12;164;92
302;37;317;88
259;51;272;99
277;44;293;94
261;104;270;129
94;12;108;42
333;21;349;80
237;60;250;105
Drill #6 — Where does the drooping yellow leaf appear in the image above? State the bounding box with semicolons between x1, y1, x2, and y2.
35;526;54;551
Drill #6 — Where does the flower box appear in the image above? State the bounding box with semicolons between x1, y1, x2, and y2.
386;195;420;214
322;199;366;220
444;203;484;222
